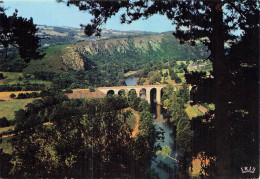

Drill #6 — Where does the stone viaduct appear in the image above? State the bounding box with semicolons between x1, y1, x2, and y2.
97;84;168;104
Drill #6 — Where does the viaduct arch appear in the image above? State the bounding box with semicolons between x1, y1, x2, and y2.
97;84;168;104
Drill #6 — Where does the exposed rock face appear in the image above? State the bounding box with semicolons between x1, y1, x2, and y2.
61;46;85;71
60;34;167;70
48;32;208;71
72;34;164;55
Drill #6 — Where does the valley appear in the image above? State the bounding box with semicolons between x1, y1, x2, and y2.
0;25;211;178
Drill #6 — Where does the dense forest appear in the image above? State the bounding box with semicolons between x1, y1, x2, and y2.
1;88;165;178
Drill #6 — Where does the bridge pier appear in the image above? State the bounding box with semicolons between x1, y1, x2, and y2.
114;89;119;95
146;88;151;104
156;88;161;104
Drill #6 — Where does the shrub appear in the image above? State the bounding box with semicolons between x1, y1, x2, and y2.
16;92;41;99
175;77;182;83
0;117;10;127
18;76;23;81
65;88;73;93
0;73;4;80
10;93;16;99
89;86;95;92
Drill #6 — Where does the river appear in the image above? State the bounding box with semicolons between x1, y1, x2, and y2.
125;76;138;86
124;76;178;178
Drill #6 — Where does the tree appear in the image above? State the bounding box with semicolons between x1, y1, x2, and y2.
0;117;10;127
61;0;259;177
8;89;160;177
0;9;43;62
9;93;16;99
148;72;161;84
177;83;190;103
156;145;178;162
89;86;95;92
0;73;4;80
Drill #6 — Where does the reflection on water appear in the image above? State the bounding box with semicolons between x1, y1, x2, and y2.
152;107;178;179
125;77;138;86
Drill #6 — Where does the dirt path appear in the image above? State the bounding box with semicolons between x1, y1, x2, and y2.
127;107;140;138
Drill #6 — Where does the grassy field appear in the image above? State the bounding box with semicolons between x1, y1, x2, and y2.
0;72;51;86
0;126;14;133
0;136;12;154
0;99;34;120
185;104;204;119
23;45;67;73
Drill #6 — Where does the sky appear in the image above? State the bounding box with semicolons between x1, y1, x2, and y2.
2;0;174;32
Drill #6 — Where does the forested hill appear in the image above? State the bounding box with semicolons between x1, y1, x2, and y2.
24;31;209;73
1;27;210;88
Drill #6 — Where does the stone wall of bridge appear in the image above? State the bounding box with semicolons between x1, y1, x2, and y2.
97;84;168;104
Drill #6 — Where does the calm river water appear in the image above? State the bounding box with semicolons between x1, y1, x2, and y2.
125;76;178;178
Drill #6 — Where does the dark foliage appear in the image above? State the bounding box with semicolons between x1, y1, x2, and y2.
0;73;4;80
16;92;41;99
61;0;259;177
9;93;16;99
0;117;10;127
0;84;45;92
0;10;44;62
0;149;12;178
6;88;162;178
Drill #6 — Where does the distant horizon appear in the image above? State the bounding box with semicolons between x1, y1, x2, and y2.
37;24;172;34
3;0;174;33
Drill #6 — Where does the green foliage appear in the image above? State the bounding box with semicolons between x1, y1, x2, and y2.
7;90;160;178
65;88;73;93
148;72;162;85
16;92;41;99
33;71;58;81
0;117;10;127
176;118;193;154
0;55;27;72
89;86;95;92
0;73;4;79
9;93;16;99
62;0;259;177
169;68;182;83
156;145;172;159
23;45;67;73
138;99;150;112
0;99;34;121
161;84;192;173
0;84;44;92
177;83;190;104
0;10;43;63
125;111;136;130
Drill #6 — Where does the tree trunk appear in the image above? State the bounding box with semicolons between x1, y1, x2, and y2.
211;0;231;177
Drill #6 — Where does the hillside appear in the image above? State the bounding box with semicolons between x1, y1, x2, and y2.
24;31;209;73
1;26;210;88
